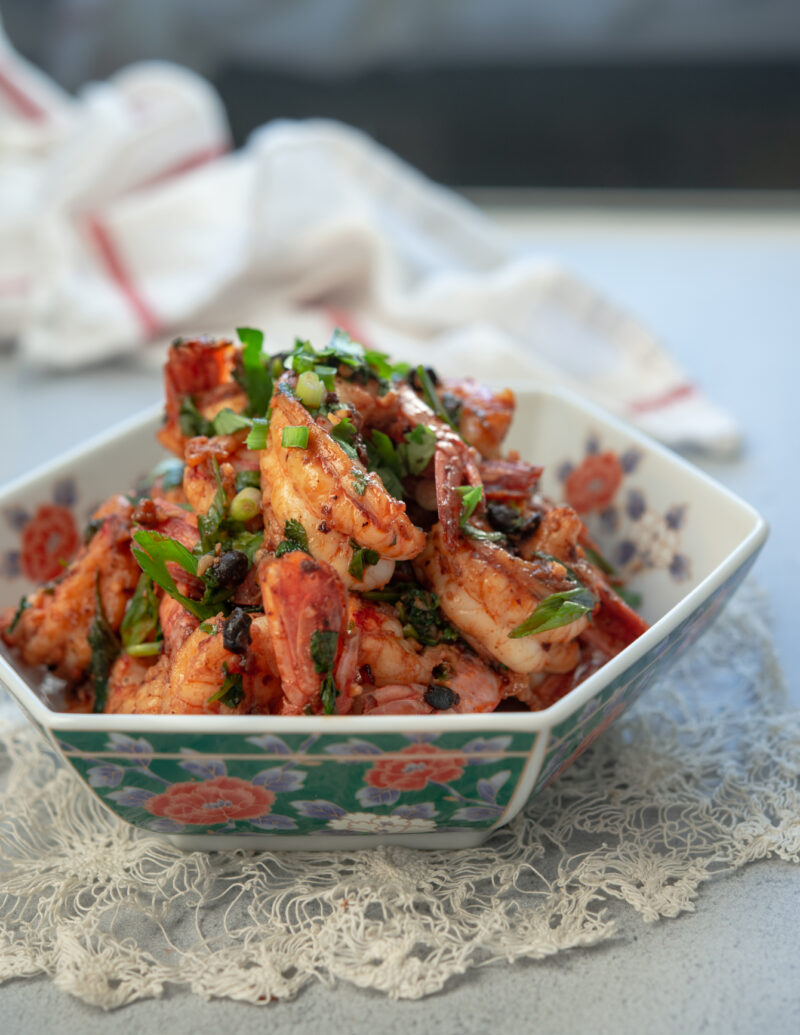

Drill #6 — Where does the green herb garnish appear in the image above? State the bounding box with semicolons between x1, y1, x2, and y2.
330;415;359;460
197;459;228;553
212;408;253;436
415;364;456;430
364;583;459;647
275;518;310;557
246;416;269;450
397;423;437;476
351;467;368;496
132;529;217;621
236;326;273;417
281;425;310;449
178;396;215;438
235;469;261;493
120;573;159;649
7;596;29;633
508;587;596;639
310;628;340;715
584;545;617;576
208;663;245;708
456;485;505;542
88;577;120;713
616;586;643;610
348;544;380;581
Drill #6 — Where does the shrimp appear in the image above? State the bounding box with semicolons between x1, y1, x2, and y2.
182;430;261;516
158;336;246;457
439;378;515;459
258;551;359;715
260;379;425;589
374;381;484;549
414;522;589;673
1;495;140;682
105;652;168;714
350;597;526;713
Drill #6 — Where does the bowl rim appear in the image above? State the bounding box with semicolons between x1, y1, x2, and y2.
0;382;768;738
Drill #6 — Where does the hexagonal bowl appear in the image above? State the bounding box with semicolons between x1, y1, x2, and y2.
0;385;767;850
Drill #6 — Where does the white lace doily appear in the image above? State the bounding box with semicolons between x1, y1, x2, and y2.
0;582;798;1009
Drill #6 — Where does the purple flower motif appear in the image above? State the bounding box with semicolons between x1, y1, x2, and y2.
357;785;401;808
292;799;348;820
4;507;31;532
107;786;156;808
615;539;637;567
393;802;438;820
620;449;642;474
178;755;226;780
250;813;298;831
0;551;21;578
477;770;512;804
324;738;383;758
87;763;125;788
625;489;647;521
105;733;153;761
53;478;77;507
599;506;619;533
585;434;600;455
253;766;307;792
452;805;502;823
462;736;512;765
245;734;291;755
669;554;691;580
402;732;440;744
148;817;186;834
665;505;687;530
556;461;574;483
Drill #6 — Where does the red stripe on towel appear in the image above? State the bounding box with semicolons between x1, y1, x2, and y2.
85;215;161;336
0;65;49;121
628;382;696;414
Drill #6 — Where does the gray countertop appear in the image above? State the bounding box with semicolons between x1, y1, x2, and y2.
1;195;798;1033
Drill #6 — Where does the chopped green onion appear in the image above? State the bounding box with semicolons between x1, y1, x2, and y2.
246;417;269;450
296;370;325;409
125;641;162;658
584;545;617;575
281;425;310;449
178;396;215;438
314;364;337;390
208;663;245;708
508;587;596;639
229;486;261;522
456;484;505;542
616;586;643;610
88;577;120;713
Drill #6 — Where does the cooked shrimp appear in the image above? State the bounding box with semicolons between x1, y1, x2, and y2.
440;378;515;459
158;336;246;456
350;597;526;712
258;551;358;715
183;431;260;516
106;652;168;714
1;495;140;681
414;522;589;673
260;379;425;588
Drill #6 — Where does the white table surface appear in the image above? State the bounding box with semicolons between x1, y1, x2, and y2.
1;195;798;1034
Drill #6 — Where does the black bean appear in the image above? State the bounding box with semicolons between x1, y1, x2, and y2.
424;684;460;711
223;608;252;654
205;550;249;588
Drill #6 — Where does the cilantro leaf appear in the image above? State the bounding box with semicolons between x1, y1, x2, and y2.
348;544;380;581
236;326;273;417
351;467;368;496
508;587;596;639
330;415;359;459
132;529;216;621
179;396;215;438
197;459;228;553
310;628;339;674
415;364;457;430
397;423;436;476
275;518;309;557
208;663;245;708
120;573;159;649
212;408;253;436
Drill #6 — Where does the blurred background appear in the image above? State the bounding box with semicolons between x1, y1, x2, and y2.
4;0;800;190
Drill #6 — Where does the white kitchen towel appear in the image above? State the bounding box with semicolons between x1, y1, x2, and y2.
0;25;740;455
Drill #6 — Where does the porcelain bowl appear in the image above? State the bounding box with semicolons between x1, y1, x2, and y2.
0;385;767;850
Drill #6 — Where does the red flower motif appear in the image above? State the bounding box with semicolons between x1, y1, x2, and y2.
144;776;275;825
565;452;624;513
21;504;80;582
366;744;465;792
